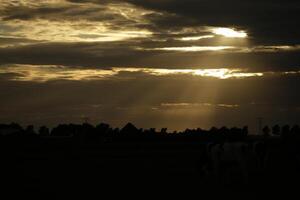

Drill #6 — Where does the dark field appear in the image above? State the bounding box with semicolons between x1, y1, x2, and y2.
1;124;300;198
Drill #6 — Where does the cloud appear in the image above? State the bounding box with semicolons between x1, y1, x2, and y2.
0;36;39;47
0;64;266;82
0;1;156;43
1;40;300;72
0;0;299;72
1;64;300;130
148;46;235;52
122;0;300;44
0;0;300;130
160;102;240;109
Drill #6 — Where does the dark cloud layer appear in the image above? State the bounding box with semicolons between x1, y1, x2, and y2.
68;0;300;44
133;0;300;42
1;42;300;71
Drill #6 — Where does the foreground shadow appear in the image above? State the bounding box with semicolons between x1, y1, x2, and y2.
1;123;300;198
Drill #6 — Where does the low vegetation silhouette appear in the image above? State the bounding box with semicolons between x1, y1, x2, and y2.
1;122;300;197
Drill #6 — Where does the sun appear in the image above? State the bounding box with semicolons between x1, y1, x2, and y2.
212;28;248;38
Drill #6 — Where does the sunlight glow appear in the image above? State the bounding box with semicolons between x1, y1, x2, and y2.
4;20;153;42
160;103;239;108
192;69;263;79
0;2;155;43
251;45;300;52
152;46;234;52
0;65;264;82
155;68;263;79
179;35;214;41
212;28;248;38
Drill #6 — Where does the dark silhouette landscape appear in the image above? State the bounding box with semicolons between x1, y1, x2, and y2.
1;122;300;198
1;0;300;198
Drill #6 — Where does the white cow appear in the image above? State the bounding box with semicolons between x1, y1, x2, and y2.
207;142;250;184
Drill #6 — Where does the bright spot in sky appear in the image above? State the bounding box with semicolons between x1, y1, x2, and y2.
153;46;234;52
191;68;262;79
179;35;215;41
147;68;262;79
212;28;248;38
0;65;263;82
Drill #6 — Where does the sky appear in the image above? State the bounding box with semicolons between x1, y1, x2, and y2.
0;0;300;132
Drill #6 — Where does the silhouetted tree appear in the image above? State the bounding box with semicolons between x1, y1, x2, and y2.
272;125;281;136
51;124;73;137
0;123;23;136
39;126;50;136
25;125;36;135
262;126;270;137
161;128;167;134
